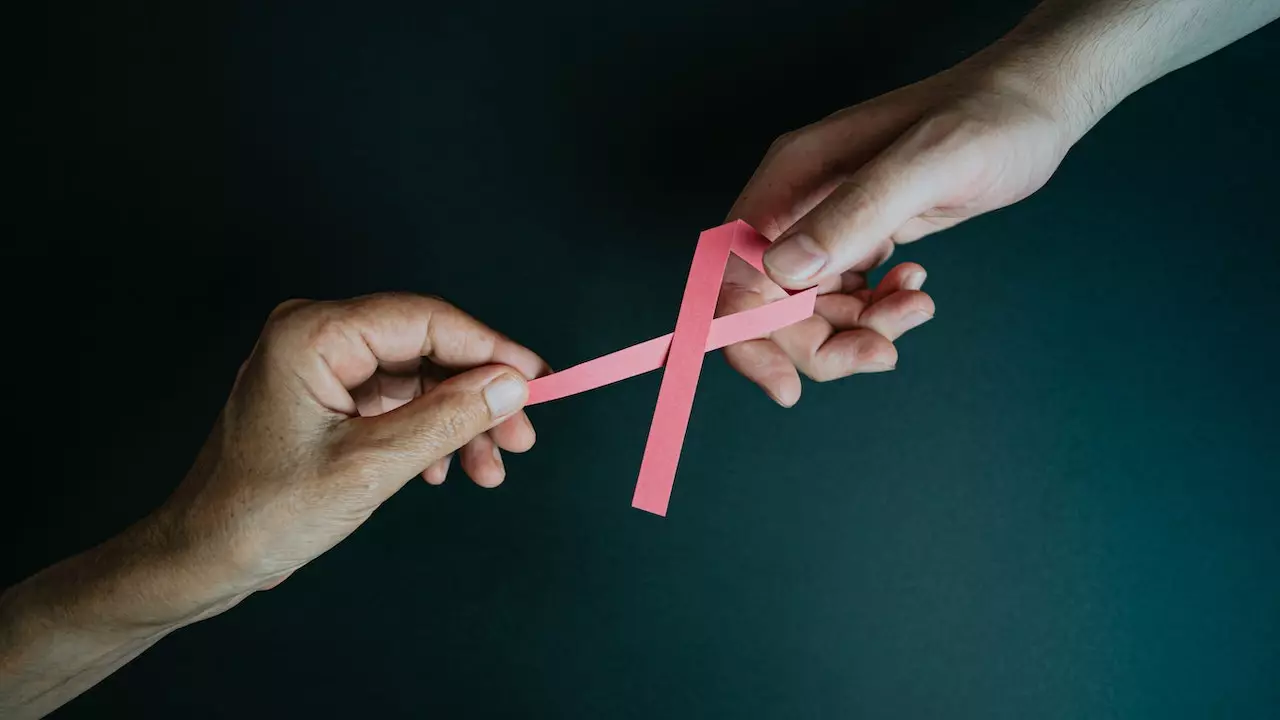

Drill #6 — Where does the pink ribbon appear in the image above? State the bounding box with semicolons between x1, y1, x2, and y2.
527;221;818;516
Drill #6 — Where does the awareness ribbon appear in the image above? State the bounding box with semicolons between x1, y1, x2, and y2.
526;221;819;516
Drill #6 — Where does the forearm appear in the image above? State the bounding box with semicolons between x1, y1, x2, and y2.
0;616;168;720
0;515;231;719
973;0;1280;140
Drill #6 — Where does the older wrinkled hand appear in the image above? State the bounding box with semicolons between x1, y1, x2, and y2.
157;293;547;606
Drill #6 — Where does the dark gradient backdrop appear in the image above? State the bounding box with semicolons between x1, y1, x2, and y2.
9;2;1279;718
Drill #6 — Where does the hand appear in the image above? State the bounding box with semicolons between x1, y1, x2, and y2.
720;60;1080;404
155;293;547;615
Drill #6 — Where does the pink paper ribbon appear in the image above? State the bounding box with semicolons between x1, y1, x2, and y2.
527;221;818;516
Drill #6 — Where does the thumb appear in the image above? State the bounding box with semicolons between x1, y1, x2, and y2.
336;365;528;488
761;148;942;290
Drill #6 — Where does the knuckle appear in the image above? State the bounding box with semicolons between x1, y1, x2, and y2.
909;109;996;169
262;298;310;337
268;298;310;321
310;315;352;351
767;130;797;153
767;127;815;158
913;109;967;139
260;299;329;359
270;310;354;369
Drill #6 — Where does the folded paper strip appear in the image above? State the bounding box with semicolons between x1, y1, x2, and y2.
526;221;819;516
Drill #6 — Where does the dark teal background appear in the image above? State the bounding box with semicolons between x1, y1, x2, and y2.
8;2;1279;717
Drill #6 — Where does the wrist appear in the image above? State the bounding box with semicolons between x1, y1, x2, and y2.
959;38;1116;149
133;506;255;627
955;0;1176;151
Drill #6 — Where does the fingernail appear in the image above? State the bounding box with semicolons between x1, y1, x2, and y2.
492;444;505;473
766;383;800;408
764;234;828;282
862;361;896;373
766;390;795;408
483;375;526;417
903;309;934;331
904;270;927;291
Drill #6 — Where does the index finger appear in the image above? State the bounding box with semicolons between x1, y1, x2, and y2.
269;293;548;416
727;129;841;241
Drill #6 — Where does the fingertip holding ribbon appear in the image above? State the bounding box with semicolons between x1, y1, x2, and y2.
527;221;818;516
